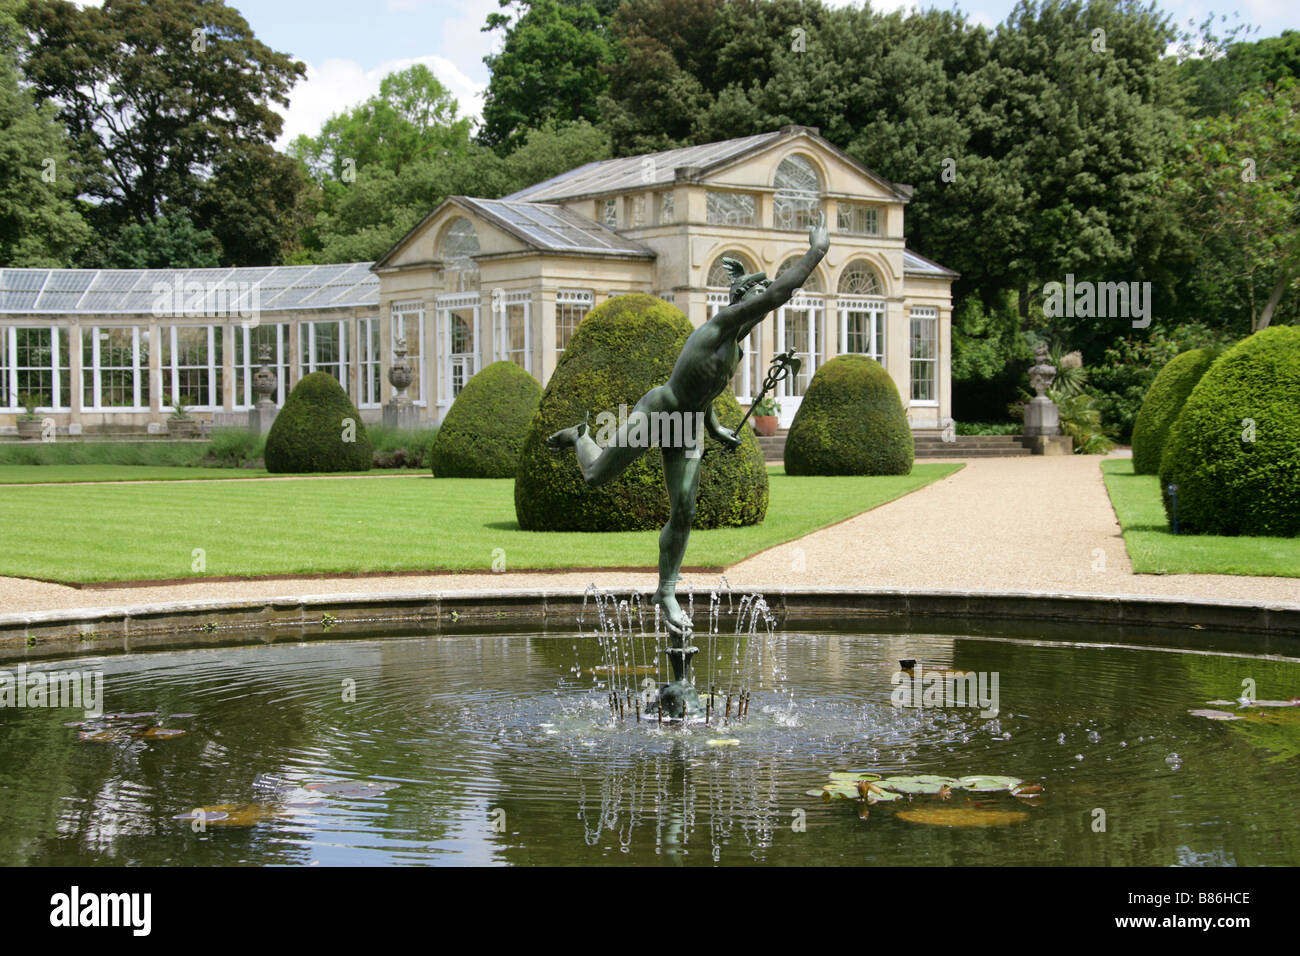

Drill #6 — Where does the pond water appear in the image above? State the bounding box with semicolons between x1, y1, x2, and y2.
1;622;1298;866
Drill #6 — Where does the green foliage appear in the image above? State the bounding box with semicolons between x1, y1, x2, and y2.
368;425;439;469
955;421;1020;436
784;354;913;476
951;291;1031;422
1084;323;1236;443
92;213;221;269
1055;392;1115;455
20;0;305;246
0;441;206;467
431;361;541;477
264;372;372;473
1159;326;1300;536
751;396;779;417
480;0;614;150
514;293;768;531
205;428;266;467
1130;347;1219;474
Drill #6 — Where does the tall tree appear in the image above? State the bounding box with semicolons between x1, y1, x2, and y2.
20;0;305;235
0;0;88;266
480;0;613;150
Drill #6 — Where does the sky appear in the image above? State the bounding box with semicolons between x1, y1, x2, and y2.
89;0;1300;148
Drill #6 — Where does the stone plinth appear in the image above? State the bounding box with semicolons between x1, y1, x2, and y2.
383;403;421;431
1023;396;1060;437
249;404;278;435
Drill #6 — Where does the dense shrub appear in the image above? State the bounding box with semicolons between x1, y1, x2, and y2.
1159;326;1300;536
264;372;372;473
369;425;439;469
205;427;266;467
784;354;913;475
515;294;768;531
0;441;205;467
431;362;541;477
1130;348;1219;474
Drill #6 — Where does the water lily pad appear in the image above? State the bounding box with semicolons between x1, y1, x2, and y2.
1189;708;1244;721
828;771;881;784
957;775;1024;792
706;738;740;747
1248;700;1298;708
877;774;961;795
859;781;902;803
1011;782;1045;797
896;806;1029;827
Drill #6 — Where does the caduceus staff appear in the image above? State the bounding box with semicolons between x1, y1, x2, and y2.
731;348;803;439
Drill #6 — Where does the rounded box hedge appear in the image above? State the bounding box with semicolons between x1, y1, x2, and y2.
1130;347;1219;475
515;293;769;531
264;371;372;473
1159;326;1300;536
431;361;541;477
784;354;914;475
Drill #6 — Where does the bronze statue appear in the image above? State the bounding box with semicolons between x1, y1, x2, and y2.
547;215;829;651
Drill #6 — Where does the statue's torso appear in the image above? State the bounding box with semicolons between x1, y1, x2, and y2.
667;323;742;410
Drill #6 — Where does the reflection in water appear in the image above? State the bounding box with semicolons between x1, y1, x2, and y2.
0;625;1297;866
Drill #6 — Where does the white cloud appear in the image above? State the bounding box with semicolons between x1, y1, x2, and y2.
274;55;487;149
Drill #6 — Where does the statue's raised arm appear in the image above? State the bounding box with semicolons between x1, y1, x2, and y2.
711;214;830;339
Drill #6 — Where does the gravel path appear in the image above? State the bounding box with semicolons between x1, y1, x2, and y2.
2;455;1296;615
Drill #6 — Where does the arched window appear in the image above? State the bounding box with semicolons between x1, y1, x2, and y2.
440;217;480;293
773;154;822;230
706;252;757;288
775;255;823;293
838;260;883;296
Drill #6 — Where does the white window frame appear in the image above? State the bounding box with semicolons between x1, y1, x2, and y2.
492;290;531;373
298;319;349;394
705;191;756;226
163;324;220;411
437;291;480;406
359;316;382;409
909;306;939;406
234;323;288;411
775;293;824;399
83;325;149;412
836;201;881;236
838;297;887;366
4;326;69;411
555;288;593;357
391;300;426;406
707;291;761;404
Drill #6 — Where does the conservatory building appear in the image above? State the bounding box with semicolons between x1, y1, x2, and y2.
1;126;955;435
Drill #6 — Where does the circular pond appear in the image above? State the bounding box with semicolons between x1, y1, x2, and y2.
1;622;1297;866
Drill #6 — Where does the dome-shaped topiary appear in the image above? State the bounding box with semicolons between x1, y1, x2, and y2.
1130;347;1220;474
515;293;769;531
1158;326;1300;536
784;354;914;475
431;361;541;477
264;371;372;473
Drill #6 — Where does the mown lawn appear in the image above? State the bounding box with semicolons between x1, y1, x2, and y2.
0;465;424;483
0;463;960;583
1101;458;1300;578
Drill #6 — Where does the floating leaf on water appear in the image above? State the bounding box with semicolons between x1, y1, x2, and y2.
706;738;740;747
1188;709;1244;721
141;728;186;740
806;789;828;798
1247;700;1299;708
173;808;230;823
1011;782;1045;797
878;775;961;795
1207;699;1236;706
305;780;400;798
957;775;1024;792
896;806;1029;827
169;713;198;719
78;730;119;742
828;771;881;784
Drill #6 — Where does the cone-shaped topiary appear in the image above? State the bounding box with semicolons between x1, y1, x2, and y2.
264;371;372;473
1159;326;1300;536
784;354;913;475
1130;347;1220;474
431;361;541;477
515;293;768;531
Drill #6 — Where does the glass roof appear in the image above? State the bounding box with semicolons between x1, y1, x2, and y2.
465;198;653;256
0;264;380;314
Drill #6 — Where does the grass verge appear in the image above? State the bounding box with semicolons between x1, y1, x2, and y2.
1101;458;1300;578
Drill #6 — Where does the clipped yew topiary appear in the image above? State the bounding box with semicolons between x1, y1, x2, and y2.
1159;326;1300;536
515;293;768;531
430;361;541;477
264;371;372;473
784;354;913;475
1130;347;1220;474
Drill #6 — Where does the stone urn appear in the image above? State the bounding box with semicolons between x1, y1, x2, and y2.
249;343;279;434
1023;343;1061;438
383;338;419;430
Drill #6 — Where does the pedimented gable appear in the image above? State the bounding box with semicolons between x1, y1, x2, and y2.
375;199;533;271
701;132;908;203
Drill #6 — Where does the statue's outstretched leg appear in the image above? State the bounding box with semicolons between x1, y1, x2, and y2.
546;389;667;488
655;445;702;636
